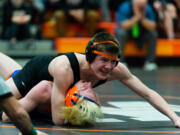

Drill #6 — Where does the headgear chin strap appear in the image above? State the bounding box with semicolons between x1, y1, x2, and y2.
73;94;99;106
65;86;99;107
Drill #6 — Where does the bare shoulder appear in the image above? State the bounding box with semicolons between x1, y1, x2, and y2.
49;55;73;79
74;53;86;62
109;62;132;81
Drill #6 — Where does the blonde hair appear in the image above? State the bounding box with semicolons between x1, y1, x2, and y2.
62;97;103;126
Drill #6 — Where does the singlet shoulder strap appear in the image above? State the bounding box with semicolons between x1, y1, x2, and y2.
65;53;80;85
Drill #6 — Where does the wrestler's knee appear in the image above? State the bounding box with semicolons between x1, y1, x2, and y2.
36;80;52;103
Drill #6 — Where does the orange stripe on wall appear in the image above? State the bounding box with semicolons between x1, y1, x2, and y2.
173;40;180;56
124;41;146;56
55;38;90;53
156;39;173;56
54;38;180;57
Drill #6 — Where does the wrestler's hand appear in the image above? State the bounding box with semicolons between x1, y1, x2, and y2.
75;80;92;91
2;112;11;123
18;130;49;135
75;80;99;102
174;117;180;128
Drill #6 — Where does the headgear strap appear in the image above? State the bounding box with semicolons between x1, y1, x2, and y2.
90;40;119;61
91;40;119;47
92;50;120;61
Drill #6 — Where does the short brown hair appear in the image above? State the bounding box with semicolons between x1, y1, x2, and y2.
91;31;121;56
85;32;121;63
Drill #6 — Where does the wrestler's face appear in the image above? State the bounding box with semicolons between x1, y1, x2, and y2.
91;55;117;79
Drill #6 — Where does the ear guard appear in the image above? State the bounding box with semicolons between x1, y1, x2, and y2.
85;40;120;64
85;40;96;63
65;86;99;107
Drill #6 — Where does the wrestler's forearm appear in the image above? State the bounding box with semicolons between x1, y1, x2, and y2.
145;90;179;123
1;96;33;134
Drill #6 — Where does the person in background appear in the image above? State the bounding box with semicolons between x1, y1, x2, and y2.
99;0;111;22
149;0;178;39
26;0;47;39
47;0;99;37
2;0;33;49
115;0;158;71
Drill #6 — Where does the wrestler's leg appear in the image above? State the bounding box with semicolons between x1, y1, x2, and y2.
6;78;22;99
0;53;22;98
0;52;22;80
19;80;52;112
2;80;52;122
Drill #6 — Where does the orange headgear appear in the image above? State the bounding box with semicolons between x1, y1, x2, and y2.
65;86;99;107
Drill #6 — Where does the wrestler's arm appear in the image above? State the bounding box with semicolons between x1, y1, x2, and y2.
1;96;33;134
112;63;180;127
50;58;73;126
1;96;48;135
2;80;52;122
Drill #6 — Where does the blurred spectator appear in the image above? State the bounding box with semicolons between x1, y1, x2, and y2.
26;0;47;39
99;0;111;22
115;0;158;71
2;0;33;48
47;0;100;37
174;0;180;12
149;0;178;39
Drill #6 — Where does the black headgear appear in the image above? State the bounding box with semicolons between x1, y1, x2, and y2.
85;40;97;63
85;40;120;63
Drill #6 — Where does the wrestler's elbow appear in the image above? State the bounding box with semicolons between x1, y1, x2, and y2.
52;117;64;126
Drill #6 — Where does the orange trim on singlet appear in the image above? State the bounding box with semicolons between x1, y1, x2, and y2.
6;72;14;80
91;41;118;47
92;50;119;61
